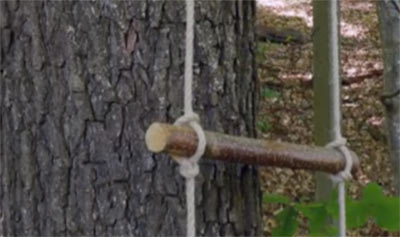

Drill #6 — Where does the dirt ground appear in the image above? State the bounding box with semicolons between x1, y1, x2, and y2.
256;0;398;236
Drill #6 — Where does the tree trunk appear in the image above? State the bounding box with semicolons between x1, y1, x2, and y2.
312;0;342;201
377;0;400;195
0;1;261;236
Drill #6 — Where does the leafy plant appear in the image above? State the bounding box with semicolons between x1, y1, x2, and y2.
285;35;293;43
272;206;298;236
257;120;271;133
263;87;281;99
257;42;280;62
263;193;290;204
257;43;269;62
349;183;400;231
263;183;400;236
296;201;338;236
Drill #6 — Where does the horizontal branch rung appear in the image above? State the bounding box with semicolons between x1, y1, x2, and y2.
145;122;359;175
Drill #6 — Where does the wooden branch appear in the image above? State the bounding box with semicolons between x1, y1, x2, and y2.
145;123;360;175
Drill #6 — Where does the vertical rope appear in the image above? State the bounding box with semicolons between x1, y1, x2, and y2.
185;177;196;237
338;181;346;237
322;0;353;235
184;0;195;114
326;138;353;237
173;0;206;236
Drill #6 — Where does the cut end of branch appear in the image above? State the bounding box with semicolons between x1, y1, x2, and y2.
145;123;169;153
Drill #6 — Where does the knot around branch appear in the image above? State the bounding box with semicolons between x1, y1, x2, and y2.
179;161;200;179
173;112;206;174
326;137;353;182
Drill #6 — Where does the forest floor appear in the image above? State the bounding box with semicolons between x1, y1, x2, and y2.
256;0;398;236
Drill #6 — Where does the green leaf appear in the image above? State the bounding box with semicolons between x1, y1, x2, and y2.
263;87;280;99
285;35;293;43
257;120;271;133
296;203;337;236
360;183;400;231
362;183;400;231
325;188;339;218
362;183;385;202
346;198;369;229
272;206;298;237
372;196;400;231
263;194;291;204
263;183;400;235
325;189;369;230
257;43;269;62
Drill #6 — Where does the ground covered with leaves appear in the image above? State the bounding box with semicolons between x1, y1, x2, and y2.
256;0;398;236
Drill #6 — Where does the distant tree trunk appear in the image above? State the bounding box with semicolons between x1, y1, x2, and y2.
377;0;400;195
0;1;261;236
312;0;341;201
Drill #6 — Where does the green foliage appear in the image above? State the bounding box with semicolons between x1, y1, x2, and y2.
257;43;268;62
345;196;369;229
257;120;271;133
257;42;280;62
296;202;337;236
263;183;400;236
263;193;290;204
272;206;298;236
263;87;281;99
361;183;400;231
285;35;293;43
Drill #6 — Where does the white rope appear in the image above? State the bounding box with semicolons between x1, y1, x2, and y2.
326;137;353;237
173;0;206;236
183;0;195;114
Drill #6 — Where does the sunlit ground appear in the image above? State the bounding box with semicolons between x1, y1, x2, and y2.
257;0;370;38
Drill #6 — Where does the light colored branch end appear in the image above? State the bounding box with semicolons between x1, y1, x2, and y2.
146;122;169;153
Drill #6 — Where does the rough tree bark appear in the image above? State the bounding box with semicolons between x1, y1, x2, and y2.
0;1;261;236
377;0;400;195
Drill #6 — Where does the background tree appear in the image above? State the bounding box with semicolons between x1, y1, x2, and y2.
0;1;261;235
312;0;341;201
377;0;400;195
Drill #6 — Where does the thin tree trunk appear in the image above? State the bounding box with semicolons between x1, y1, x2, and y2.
377;0;400;195
0;1;261;236
313;0;342;201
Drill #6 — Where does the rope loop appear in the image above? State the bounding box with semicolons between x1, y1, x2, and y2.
174;112;206;166
174;112;200;126
326;136;353;183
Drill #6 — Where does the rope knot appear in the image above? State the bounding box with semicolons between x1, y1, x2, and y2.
173;112;206;165
179;161;200;179
326;137;353;183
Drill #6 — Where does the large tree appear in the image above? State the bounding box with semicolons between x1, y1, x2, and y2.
377;0;400;195
0;1;261;236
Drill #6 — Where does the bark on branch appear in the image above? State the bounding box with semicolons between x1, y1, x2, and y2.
145;122;360;175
